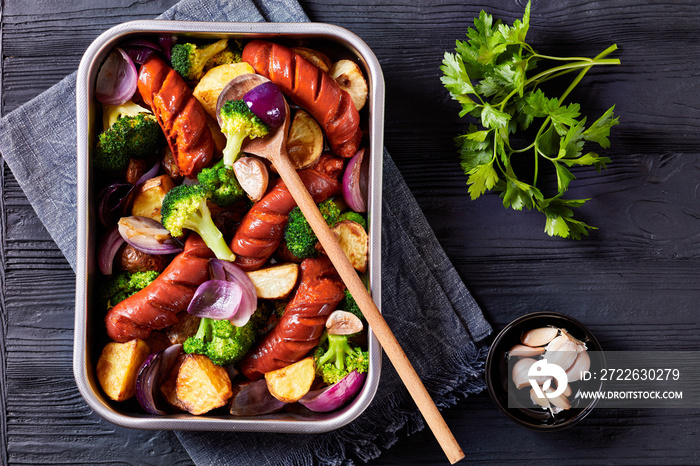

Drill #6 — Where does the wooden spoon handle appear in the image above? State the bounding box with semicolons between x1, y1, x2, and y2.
272;153;465;464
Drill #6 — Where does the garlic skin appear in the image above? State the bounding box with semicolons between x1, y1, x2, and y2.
521;327;559;347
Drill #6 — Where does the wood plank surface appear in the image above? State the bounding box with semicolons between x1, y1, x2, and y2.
2;0;700;464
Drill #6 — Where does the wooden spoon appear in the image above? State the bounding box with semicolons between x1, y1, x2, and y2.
218;74;465;464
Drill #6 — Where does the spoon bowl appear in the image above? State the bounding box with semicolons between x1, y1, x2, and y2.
216;73;290;162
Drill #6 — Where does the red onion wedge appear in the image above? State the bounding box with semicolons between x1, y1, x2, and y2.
98;225;124;275
124;47;156;65
97;182;135;227
230;379;286;416
208;259;258;326
342;148;369;213
135;344;183;415
158;35;176;61
95;47;137;106
243;82;286;128
117;216;183;255
299;370;367;412
187;279;243;321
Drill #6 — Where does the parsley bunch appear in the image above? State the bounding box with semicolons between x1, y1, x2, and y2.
440;2;620;239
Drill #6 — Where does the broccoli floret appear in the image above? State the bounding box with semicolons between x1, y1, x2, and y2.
171;38;229;81
204;42;243;70
160;184;235;261
313;332;369;385
94;103;163;174
339;289;363;320
338;211;367;230
183;312;262;366
219;99;270;166
99;271;159;310
283;199;341;259
197;159;245;206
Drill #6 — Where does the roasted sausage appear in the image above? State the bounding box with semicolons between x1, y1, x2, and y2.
230;169;340;271
242;40;362;159
138;57;214;177
239;256;345;379
105;234;214;342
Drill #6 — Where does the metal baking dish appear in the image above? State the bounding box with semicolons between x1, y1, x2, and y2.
74;20;384;433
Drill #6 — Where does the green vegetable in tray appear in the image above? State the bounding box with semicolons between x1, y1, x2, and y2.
440;1;620;239
314;331;369;385
284;199;341;259
160;184;235;261
94;102;163;174
204;40;244;70
171;38;229;81
183;305;272;366
338;211;366;230
197;159;245;207
339;288;362;321
219;99;270;166
99;270;160;310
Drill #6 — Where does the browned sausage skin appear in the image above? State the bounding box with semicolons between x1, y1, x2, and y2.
230;169;341;271
105;234;214;342
242;40;362;159
239;256;345;379
138;56;214;178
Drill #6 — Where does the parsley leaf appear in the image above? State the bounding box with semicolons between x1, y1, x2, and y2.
440;0;620;239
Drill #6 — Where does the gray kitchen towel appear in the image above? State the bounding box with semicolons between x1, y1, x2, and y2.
0;0;492;464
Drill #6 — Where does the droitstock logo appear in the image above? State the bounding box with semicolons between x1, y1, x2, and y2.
529;359;568;399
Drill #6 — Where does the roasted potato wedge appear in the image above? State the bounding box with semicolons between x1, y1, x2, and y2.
318;220;368;273
291;47;332;73
233;156;269;202
246;263;300;299
165;312;201;345
159;353;188;411
329;60;368;112
286;110;324;169
206;114;227;154
96;339;150;402
131;174;176;222
193;62;255;118
264;357;316;403
176;354;233;415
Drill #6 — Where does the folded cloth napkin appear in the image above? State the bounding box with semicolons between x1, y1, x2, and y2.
0;0;492;463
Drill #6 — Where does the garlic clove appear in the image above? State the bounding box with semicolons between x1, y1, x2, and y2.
521;327;559;347
512;358;537;389
543;335;579;371
530;388;550;409
509;344;546;358
562;384;573;398
560;328;587;351
565;350;591;382
325;310;364;335
546;392;571;410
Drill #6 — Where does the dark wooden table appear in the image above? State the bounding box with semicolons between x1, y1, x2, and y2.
3;0;700;464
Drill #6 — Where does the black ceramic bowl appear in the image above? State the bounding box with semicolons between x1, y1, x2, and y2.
485;312;604;431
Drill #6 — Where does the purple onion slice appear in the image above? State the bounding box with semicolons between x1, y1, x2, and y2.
120;38;161;50
134;161;160;188
97;182;135;227
230;379;286;416
342;148;369;213
117;216;183;255
124;47;156;65
95;47;138;105
187;279;245;321
208;259;258;326
243;82;286;128
97;225;125;275
158;35;176;61
299;370;367;412
135;344;183;415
